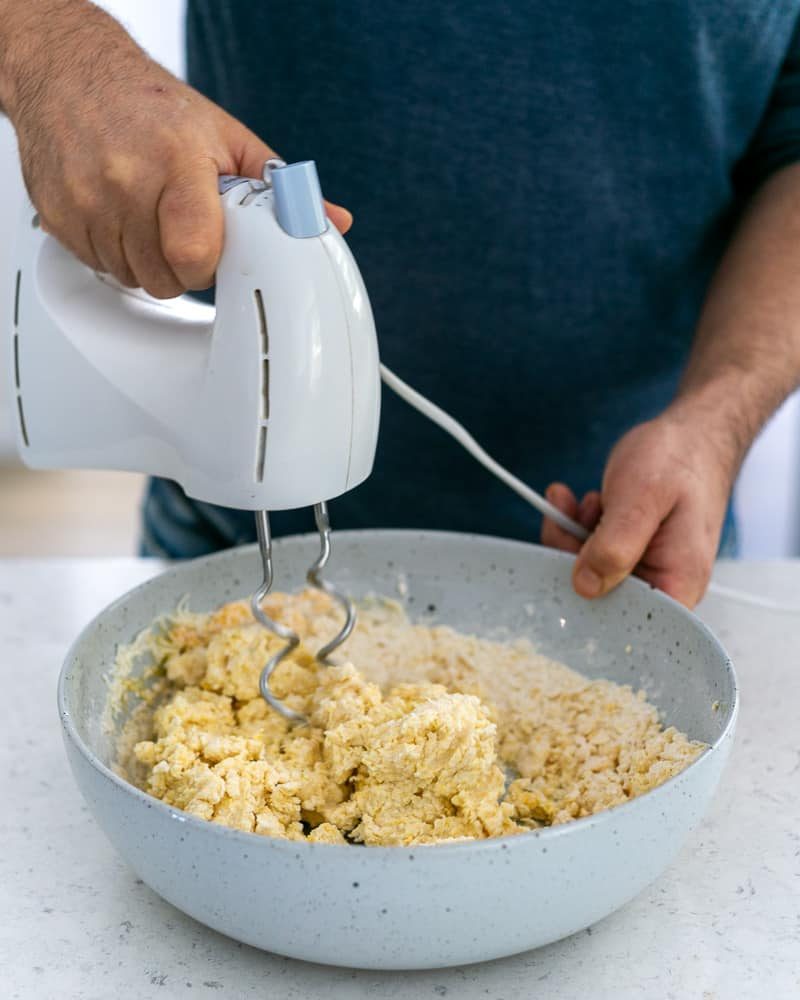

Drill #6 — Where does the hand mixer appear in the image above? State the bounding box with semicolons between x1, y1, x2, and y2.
10;158;380;720
9;157;600;721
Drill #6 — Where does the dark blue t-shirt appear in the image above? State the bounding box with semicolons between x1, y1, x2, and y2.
143;1;800;556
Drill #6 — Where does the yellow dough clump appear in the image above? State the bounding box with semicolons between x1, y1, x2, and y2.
123;589;706;846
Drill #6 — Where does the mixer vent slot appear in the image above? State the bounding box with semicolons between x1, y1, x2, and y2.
12;269;28;447
255;425;267;483
16;397;29;447
254;288;268;355
13;269;20;326
261;359;270;419
254;289;270;480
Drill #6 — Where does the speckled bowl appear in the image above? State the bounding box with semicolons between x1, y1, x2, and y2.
58;531;737;970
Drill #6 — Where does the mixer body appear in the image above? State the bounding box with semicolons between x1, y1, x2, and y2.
9;163;380;511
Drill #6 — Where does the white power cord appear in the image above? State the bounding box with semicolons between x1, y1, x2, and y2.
381;363;800;614
379;364;589;542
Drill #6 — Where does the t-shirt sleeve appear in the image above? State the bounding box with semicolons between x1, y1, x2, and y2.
735;16;800;194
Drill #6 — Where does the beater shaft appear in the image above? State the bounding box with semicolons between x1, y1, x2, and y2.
250;503;357;721
250;510;304;721
307;502;357;661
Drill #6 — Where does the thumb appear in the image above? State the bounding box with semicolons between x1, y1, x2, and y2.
324;201;354;234
573;480;673;599
229;124;353;234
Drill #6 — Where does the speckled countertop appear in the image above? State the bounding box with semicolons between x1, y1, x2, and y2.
2;558;798;1000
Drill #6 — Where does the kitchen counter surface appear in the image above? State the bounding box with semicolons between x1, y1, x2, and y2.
2;557;798;1000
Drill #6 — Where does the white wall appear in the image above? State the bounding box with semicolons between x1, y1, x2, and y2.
734;393;800;556
98;0;186;77
0;1;798;556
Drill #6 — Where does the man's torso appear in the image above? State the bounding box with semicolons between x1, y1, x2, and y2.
143;1;798;555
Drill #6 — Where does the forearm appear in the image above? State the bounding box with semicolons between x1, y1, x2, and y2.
0;0;145;119
670;162;800;474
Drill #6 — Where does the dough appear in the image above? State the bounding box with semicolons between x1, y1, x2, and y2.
124;589;705;846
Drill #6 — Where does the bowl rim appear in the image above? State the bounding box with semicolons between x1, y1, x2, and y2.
57;529;739;858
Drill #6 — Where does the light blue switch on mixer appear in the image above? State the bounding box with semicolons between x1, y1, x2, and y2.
271;160;328;238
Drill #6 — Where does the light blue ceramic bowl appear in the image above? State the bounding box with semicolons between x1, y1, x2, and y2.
58;531;737;970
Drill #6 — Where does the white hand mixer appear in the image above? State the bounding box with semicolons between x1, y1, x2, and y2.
8;158;588;719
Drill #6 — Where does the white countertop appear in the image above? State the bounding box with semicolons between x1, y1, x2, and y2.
2;558;799;999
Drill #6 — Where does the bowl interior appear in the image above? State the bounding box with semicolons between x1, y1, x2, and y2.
63;532;736;771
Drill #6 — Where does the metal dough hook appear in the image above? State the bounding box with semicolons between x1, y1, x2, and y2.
250;503;357;722
250;511;303;721
306;502;357;660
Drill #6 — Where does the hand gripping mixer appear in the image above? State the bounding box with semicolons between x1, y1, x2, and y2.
10;159;381;721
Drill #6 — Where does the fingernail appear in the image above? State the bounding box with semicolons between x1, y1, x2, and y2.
575;566;603;598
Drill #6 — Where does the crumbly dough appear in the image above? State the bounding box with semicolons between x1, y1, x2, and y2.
123;589;705;846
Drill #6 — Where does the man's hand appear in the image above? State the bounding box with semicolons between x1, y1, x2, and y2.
541;406;737;608
0;1;351;298
542;159;800;608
